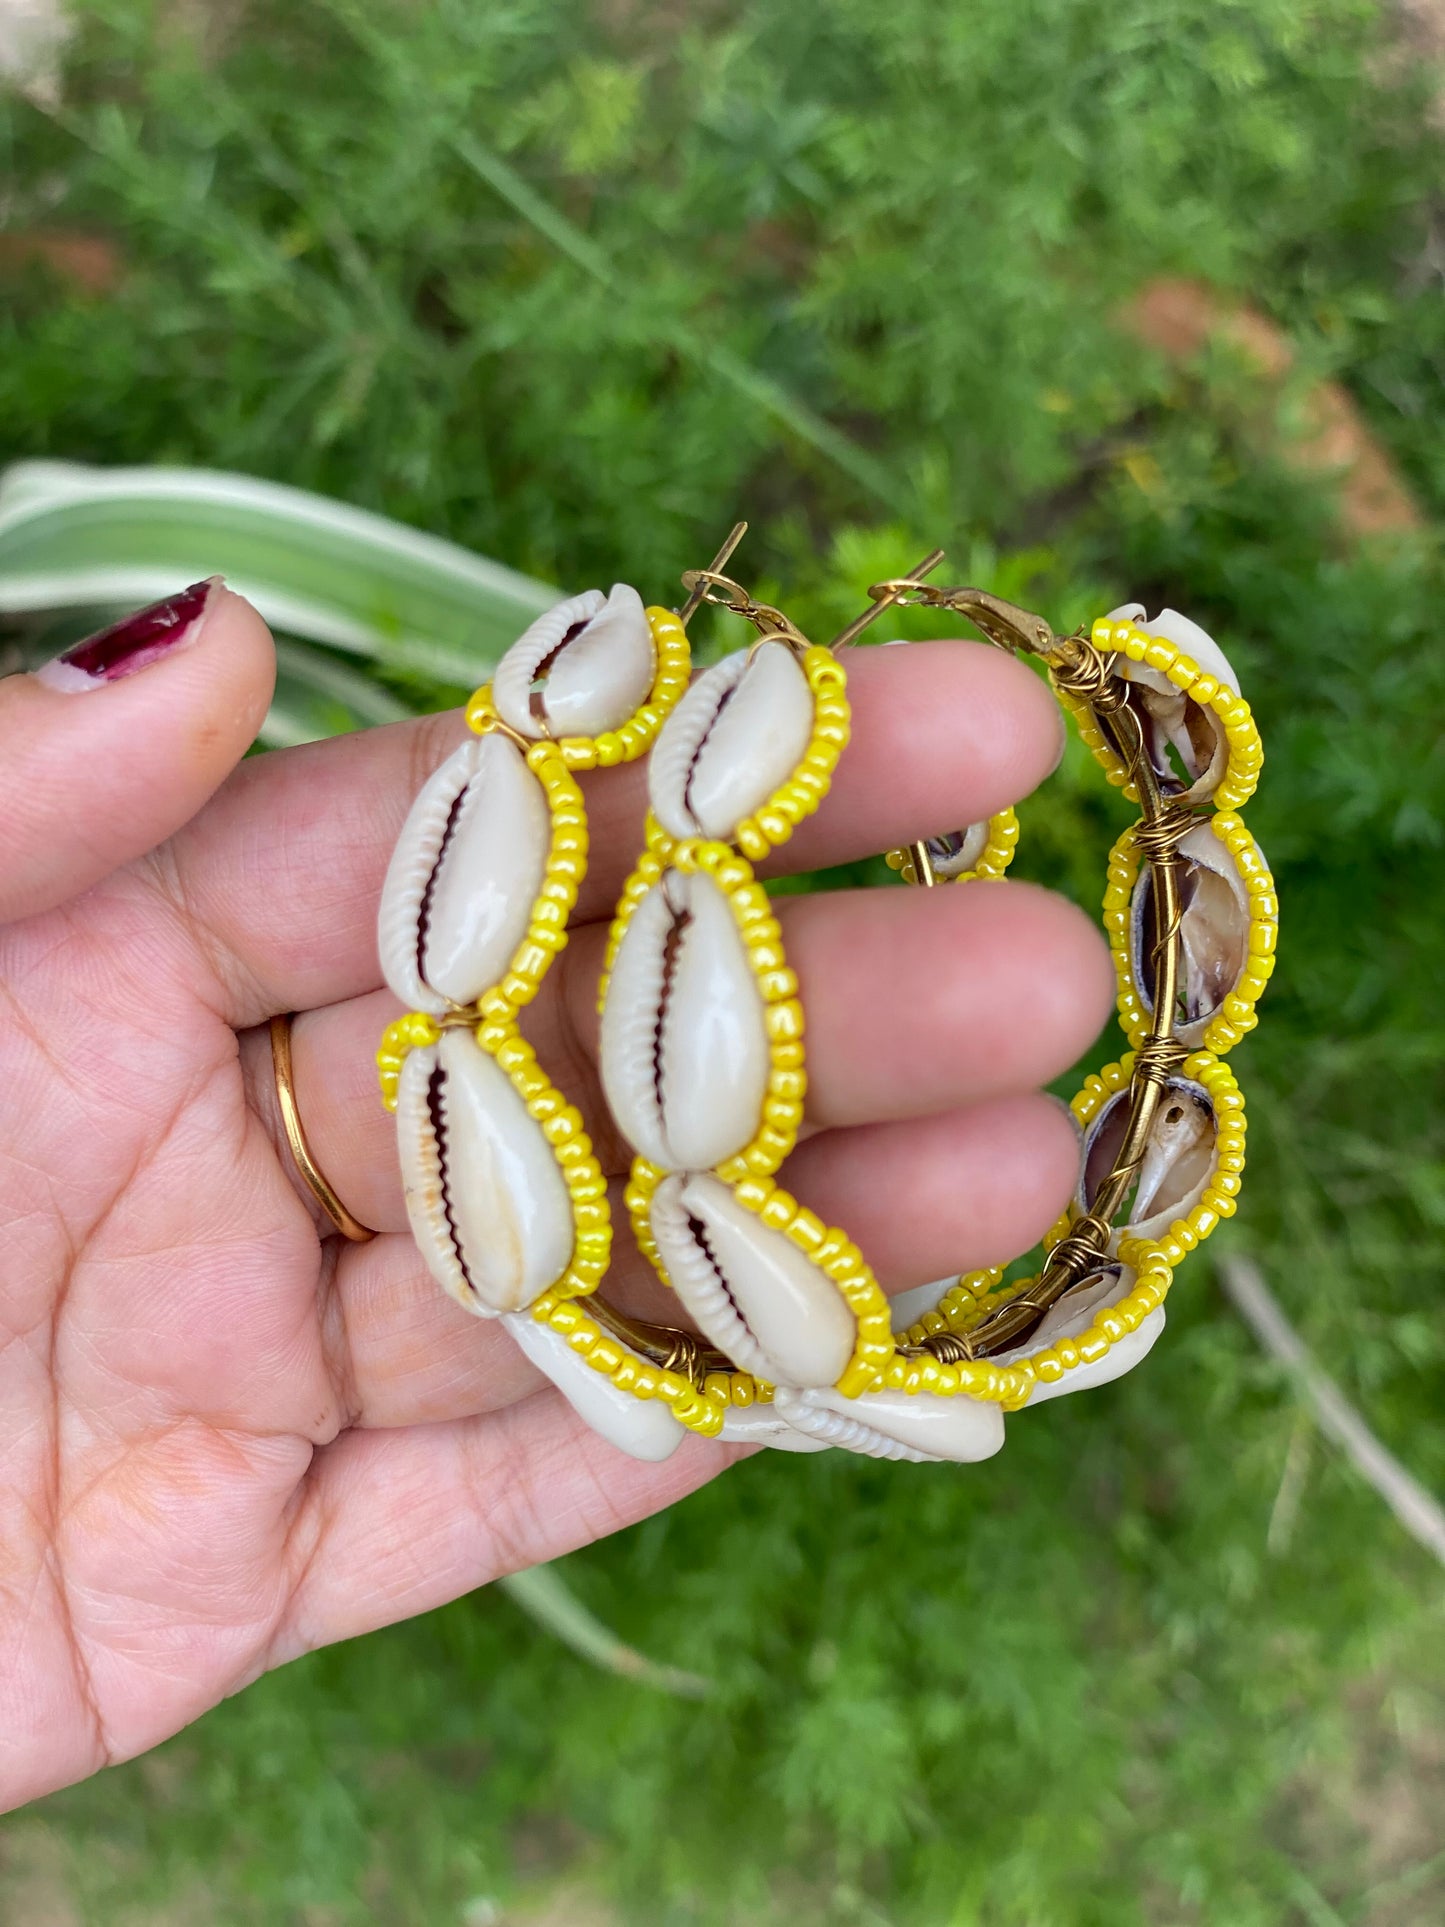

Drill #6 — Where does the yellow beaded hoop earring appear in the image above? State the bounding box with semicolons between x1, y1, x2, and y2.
374;536;1275;1468
573;570;1273;1463
884;588;1272;1395
372;556;700;1461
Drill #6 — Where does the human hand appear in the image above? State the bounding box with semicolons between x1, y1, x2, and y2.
0;579;1111;1809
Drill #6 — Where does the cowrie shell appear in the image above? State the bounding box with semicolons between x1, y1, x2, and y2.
397;1029;574;1315
492;583;655;740
916;821;992;880
504;1312;685;1461
650;1173;857;1388
649;640;814;842
1000;1264;1166;1407
774;1384;1006;1463
719;1404;832;1452
1107;602;1241;805
1078;1076;1218;1247
377;733;550;1014
1131;821;1255;1048
599;869;770;1171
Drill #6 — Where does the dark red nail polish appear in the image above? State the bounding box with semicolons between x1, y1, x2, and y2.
36;579;217;691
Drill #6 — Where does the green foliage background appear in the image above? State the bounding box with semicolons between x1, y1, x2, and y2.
4;1;1444;1920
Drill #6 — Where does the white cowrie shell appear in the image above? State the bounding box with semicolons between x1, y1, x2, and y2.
378;734;551;1014
397;1030;574;1315
916;821;992;880
503;1313;685;1462
649;641;814;841
493;583;655;740
1078;1076;1218;1247
1131;821;1255;1046
650;1173;857;1389
599;869;770;1170
774;1384;1006;1464
719;1404;832;1452
1107;602;1240;804
1001;1265;1166;1408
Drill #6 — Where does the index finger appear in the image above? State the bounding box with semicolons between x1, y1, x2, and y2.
155;638;1063;1027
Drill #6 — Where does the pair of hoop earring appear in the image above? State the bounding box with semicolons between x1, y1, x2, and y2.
374;525;1273;1465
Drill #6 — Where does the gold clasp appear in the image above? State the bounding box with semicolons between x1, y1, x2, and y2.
857;579;1061;660
677;520;814;652
827;547;946;651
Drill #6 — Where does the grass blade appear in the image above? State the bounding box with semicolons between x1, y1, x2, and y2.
498;1568;713;1700
449;135;906;513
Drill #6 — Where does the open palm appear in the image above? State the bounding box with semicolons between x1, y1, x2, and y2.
0;584;1109;1810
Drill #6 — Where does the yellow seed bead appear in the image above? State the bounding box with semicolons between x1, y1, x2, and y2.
766;1000;805;1042
758;968;799;1001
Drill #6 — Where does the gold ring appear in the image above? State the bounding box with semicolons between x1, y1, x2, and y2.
269;1013;377;1243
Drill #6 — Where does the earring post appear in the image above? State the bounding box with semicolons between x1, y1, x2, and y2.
828;546;946;651
678;521;749;628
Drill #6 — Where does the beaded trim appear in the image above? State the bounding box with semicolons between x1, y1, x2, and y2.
464;605;691;771
884;806;1019;885
378;602;693;1312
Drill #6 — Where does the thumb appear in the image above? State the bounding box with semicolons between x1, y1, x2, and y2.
0;578;276;925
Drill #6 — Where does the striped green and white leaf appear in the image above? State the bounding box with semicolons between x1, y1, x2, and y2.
0;460;557;742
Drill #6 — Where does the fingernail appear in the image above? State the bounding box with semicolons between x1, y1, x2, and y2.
35;578;219;693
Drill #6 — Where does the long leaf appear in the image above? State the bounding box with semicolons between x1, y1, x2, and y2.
498;1568;713;1700
0;460;555;688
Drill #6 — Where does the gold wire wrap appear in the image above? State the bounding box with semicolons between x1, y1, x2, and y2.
859;576;1268;1383
1105;814;1278;1058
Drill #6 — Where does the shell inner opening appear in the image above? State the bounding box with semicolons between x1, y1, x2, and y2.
529;617;591;727
1082;1082;1218;1231
1139;851;1247;1027
428;1063;472;1298
1123;681;1221;794
415;784;467;983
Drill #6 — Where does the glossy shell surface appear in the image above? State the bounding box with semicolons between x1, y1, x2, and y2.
492;583;655;740
397;1029;574;1315
504;1312;685;1461
650;1173;857;1388
649;641;815;841
1131;821;1254;1046
774;1384;1006;1463
718;1405;832;1452
1078;1076;1218;1246
378;734;550;1013
599;869;770;1171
